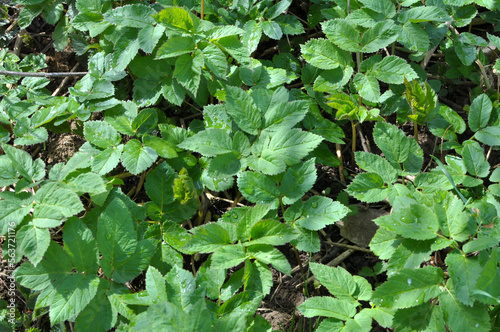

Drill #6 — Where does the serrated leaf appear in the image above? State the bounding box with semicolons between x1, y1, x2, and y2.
16;224;50;267
372;266;444;308
132;108;158;137
461;141;490;177
154;6;195;33
263;100;309;132
346;172;387;203
103;4;156;28
455;37;477;66
300;38;351;70
399;21;430;52
84;120;121;149
291;225;320;252
375;204;439;240
138;24;165;54
360;21;399;53
309;262;360;304
296;196;349;231
74;288;116;332
262;20;282;40
237;171;280;204
280;158;317;205
156;36;195;59
353;73;380;102
298;296;357;320
244;260;273;298
33;183;84;227
225;86;262;135
398;6;450;23
263;128;323;166
469;94;492;132
144;161;176;207
178;129;233;157
91;145;123;175
207;153;241;179
322;19;361;52
173;50;203;95
370;56;417;84
248;219;298;246
359;0;396;17
393;303;445;332
143;135;178;159
373;121;411;166
475;126;500;146
64;172;106;194
183;223;232;253
211;244;248;269
387;239;434;276
355;151;398;183
121;139;158;175
370;227;404;260
97;198;138;276
247;244;291;275
445;252;480;306
145;266;167;302
440;286;490;332
202;43;228;78
63;218;99;274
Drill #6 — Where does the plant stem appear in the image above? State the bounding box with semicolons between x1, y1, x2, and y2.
201;0;205;20
351;121;357;165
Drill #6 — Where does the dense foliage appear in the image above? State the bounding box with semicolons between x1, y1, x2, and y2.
1;0;500;331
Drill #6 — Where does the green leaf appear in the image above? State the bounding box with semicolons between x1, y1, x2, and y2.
263;100;309;132
474;248;500;305
291;225;320;253
74;289;116;332
97;198;138;277
145;161;176;207
265;0;292;20
244;260;273;298
355;151;398;184
298;296;357;320
372;266;444;308
468;94;492;132
247;244;291;275
228;204;273;242
262;21;282;40
461;141;490;177
248;219;298;246
33;183;84;227
154;6;196;33
393;303;445;332
370;56;417;84
121;139;158;175
165;265;201;310
178;129;233;157
322;19;361;52
202;43;228;78
237;171;280;204
387;239;434;276
143;135;178;159
434;192;471;242
353;73;380;102
63;172;106;194
445;252;480;306
280;158;317;205
0;194;33;234
132;108;158;137
49;274;99;325
455;37;477;66
346;172;387;203
211;244;248;269
138;25;165;53
207;153;241;179
183;223;232;253
440;285;491;332
374;204;439;240
145;266;167;302
16;224;50;267
173;50;204;95
296;196;349;231
63;218;99;274
398;6;450;23
91;145;123;175
156;36;196;59
225;86;262;135
373;121;411;166
300;38;351;70
310;262;361;304
2;143;44;181
360;21;399;53
475;126;500;146
103;4;156;28
359;0;396;18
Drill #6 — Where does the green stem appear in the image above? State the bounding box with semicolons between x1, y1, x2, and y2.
352;121;357;165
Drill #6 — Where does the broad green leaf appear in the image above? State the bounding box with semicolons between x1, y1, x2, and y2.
455;37;477;66
262;20;282;40
243;260;273;298
111;238;156;284
309;263;359;304
300;38;351;70
346;172;387;203
173;50;203;95
145;161;176;207
298;296;357;320
372;266;444;308
364;307;394;328
461;141;490;177
156;36;196;59
322;19;361;52
242;20;262;53
178;129;233;157
165;265;202;310
121;139;158;175
355;151;398;184
392;303;445;332
247;244;291;275
468;94;492;132
248;219;298;246
63;172;106;194
344;311;373;332
374;204;439;240
280;158;317;205
440;285;490;332
143;135;178;159
49;274;99;325
33;183;84;227
0;193;33;235
207;153;241;179
398;6;450;23
74;289;116;332
434;192;470;242
370;228;403;260
183;223;232;253
296;196;349;231
237;171;280;204
16;224;50;267
2;143;44;181
445;252;480;306
216;35;250;66
196;260;226;300
373;121;411;166
232;131;251;157
97;198;138;276
370;56;417;84
132;108;158;137
206;25;244;40
360;21;399;53
63;218;99;274
138;24;165;53
387;239;434;276
263;100;309;132
112;37;140;72
224;204;271;242
225;86;262;135
475;126;500;146
211;244;248;269
202;43;228;78
145;266;167;302
313;66;354;92
291;225;320;252
353;73;380;102
265;0;293;20
474;248;500;305
359;0;396;18
154;6;195;33
91;145;123;175
103;4;156;28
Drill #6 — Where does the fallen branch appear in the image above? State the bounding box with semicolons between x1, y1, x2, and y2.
0;70;88;78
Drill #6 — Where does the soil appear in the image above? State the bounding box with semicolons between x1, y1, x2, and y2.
1;4;499;332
